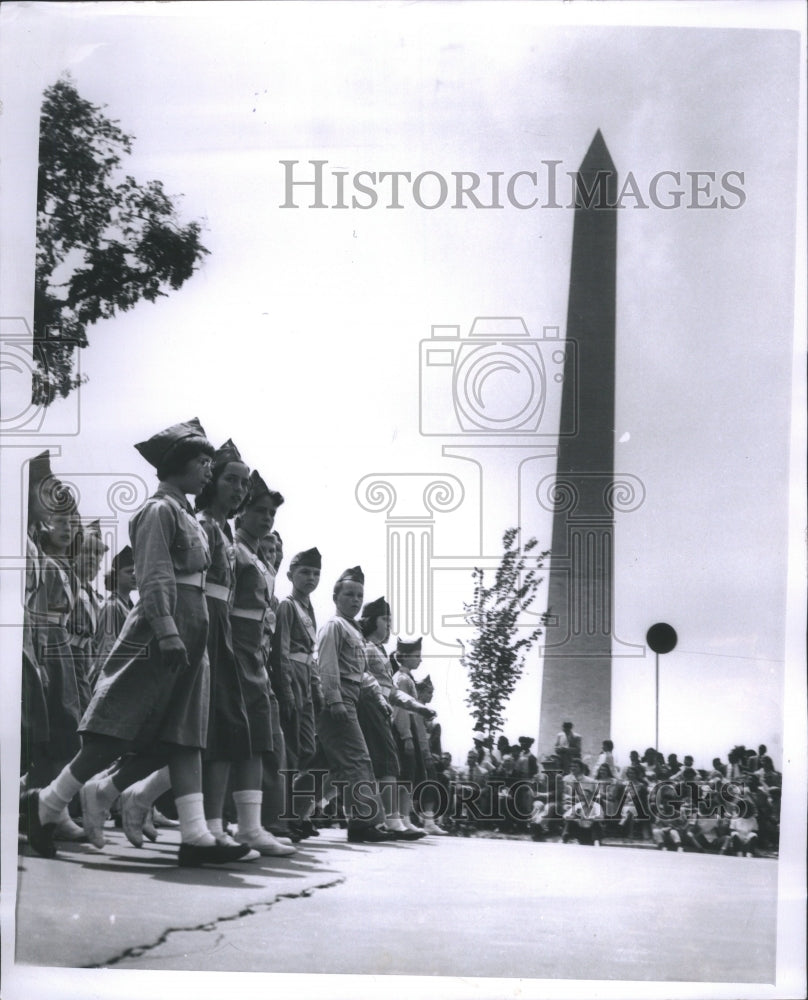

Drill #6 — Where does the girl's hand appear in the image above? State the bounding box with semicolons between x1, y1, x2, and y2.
329;702;349;724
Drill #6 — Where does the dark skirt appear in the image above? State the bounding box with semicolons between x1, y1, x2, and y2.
231;616;273;754
21;637;49;753
38;625;81;759
69;641;95;715
267;685;282;756
204;597;253;761
394;712;428;784
80;586;210;750
357;693;400;779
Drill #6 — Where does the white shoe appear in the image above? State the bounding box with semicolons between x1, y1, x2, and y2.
215;833;260;861
120;788;157;848
266;827;296;845
422;819;448;836
142;807;159;843
80;782;110;848
236;828;297;857
152;808;179;828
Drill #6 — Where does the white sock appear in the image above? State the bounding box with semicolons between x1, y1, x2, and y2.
386;812;407;832
233;789;262;838
39;769;83;823
129;767;172;807
207;818;224;836
175;793;215;846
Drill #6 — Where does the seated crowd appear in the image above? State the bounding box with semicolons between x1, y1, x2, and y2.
437;729;780;857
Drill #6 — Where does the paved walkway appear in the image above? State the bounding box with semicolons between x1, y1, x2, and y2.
12;826;777;988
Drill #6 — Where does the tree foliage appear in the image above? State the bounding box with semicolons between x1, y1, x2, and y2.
460;528;549;743
33;77;209;404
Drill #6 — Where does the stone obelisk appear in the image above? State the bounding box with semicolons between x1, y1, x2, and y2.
538;130;617;761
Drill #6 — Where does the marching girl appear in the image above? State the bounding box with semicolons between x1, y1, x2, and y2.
21;452;56;791
118;482;297;858
193;439;259;855
316;567;392;843
358;597;433;839
91;544;136;686
67;520;107;713
32;487;87;841
391;638;447;835
21;418;250;866
257;532;297;842
226;471;295;856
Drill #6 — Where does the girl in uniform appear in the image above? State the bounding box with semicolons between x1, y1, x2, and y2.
226;471;295;856
21;418;250;866
24;457;84;840
391;638;447;835
21;452;56;792
195;440;256;852
91;544;136;686
35;492;85;842
316;567;392;843
359;597;432;839
67;521;107;712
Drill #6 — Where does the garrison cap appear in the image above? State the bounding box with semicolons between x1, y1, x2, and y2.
135;417;210;469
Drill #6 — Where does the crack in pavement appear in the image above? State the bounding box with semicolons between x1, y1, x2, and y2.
83;876;347;968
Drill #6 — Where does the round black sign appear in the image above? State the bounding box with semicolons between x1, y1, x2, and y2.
646;622;677;654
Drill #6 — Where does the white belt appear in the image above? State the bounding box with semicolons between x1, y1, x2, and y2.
205;581;231;603
43;612;68;626
68;634;91;649
176;571;206;589
231;607;265;621
288;651;313;664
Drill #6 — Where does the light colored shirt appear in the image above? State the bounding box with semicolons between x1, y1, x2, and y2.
316;614;367;706
198;512;235;594
129;482;210;640
272;595;318;706
232;529;274;613
92;592;133;678
365;642;427;711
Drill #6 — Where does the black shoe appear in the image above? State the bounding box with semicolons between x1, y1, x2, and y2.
302;820;320;837
347;825;397;844
177;841;253;867
388;828;426;841
20;790;58;859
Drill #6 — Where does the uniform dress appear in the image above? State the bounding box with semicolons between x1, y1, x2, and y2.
198;512;252;761
316;614;385;827
261;594;285;758
271;595;320;768
91;591;133;688
362;641;431;780
229;529;274;754
357;663;399;780
36;552;82;759
21;534;50;759
392;668;429;783
79;483;211;750
67;582;102;713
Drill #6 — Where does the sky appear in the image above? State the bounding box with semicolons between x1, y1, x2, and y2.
1;3;805;998
1;2;804;768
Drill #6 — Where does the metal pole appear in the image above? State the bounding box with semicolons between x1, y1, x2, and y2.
655;650;659;751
